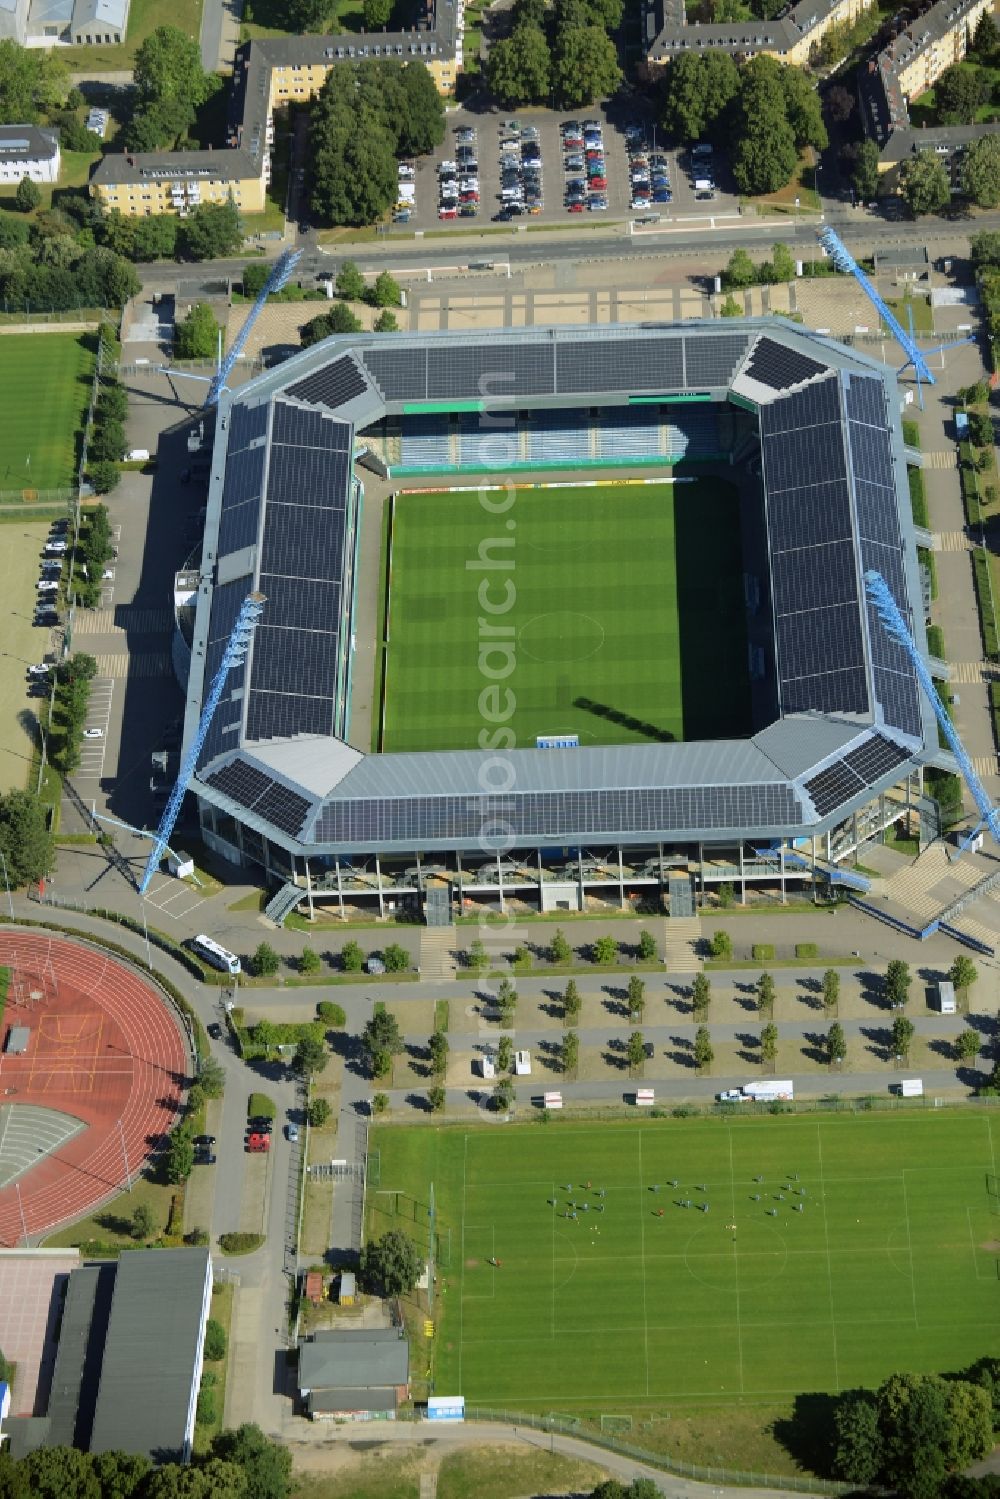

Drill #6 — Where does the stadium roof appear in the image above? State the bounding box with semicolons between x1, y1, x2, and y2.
187;319;936;855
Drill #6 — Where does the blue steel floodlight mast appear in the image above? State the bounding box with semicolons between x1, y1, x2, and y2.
865;569;1000;848
207;248;303;406
139;591;266;894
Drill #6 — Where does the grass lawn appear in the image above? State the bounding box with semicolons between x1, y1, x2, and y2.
745;152;820;214
368;1113;1000;1423
42;1174;176;1249
193;1281;234;1453
57;0;203;71
0;334;93;490
886;295;934;335
382;481;750;752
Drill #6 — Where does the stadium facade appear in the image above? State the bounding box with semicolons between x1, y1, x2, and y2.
184;319;939;920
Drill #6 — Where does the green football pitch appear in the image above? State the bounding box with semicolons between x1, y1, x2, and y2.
368;1114;1000;1411
380;481;751;753
0;333;95;491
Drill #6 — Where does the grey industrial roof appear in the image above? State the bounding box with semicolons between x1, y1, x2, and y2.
92;146;258;186
298;1328;409;1392
308;1387;398;1413
0;125;58;163
188;318;935;856
45;1262;114;1450
89;1247;211;1462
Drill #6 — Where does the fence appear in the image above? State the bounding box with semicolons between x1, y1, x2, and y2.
460;1408;853;1494
0;488;75;507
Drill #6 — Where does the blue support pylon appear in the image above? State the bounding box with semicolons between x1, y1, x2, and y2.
865;569;1000;848
818;227;974;410
139;591;266;893
206;247;303;406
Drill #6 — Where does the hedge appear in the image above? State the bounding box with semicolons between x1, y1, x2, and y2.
901;418;921;449
961;461;983;528
752;943;775;961
316;1000;346;1026
925;623;946;659
908;465;928;528
918;546;938;601
219;1232;264;1255
247;1092;276;1119
991;681;1000;749
972;547;999;658
794;943;818;960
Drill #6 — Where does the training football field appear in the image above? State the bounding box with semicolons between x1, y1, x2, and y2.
381;480;750;752
0;333;94;491
369;1114;1000;1411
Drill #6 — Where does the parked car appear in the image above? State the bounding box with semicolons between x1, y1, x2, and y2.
286;1123;300;1142
27;664;50;678
83;727;104;739
246;1133;269;1153
207;1022;223;1040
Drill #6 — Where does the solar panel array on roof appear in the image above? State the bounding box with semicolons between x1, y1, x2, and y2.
361;344;427;402
555;336;684;393
745;336;827;392
218;445;266;556
315;783;801;845
844;375;922;739
198;578;252;768
804;733;911;817
247;400;355;744
428;343;555;400
227;400;268;451
205;758;312;838
761;378;868;719
684;333;751;387
286;355;368;411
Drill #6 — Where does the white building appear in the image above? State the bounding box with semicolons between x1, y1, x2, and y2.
0;126;60;185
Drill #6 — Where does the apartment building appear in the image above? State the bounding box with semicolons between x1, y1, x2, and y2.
91;147;267;217
644;0;872;68
862;0;992;148
0;124;60;185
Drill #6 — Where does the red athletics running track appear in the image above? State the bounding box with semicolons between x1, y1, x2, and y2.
0;931;190;1244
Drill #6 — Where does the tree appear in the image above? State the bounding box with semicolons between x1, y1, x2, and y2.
0;212;29;249
493;1074;514;1111
720;295;743;317
955;1027;981;1062
251;941;280;978
468;938;488;971
552;26;622;109
769;241;795;283
723;247;756;290
962;134;1000;207
944;1380;993;1469
709;929;732;959
879;1372;952;1499
732;58;798;196
204;1317;227;1361
91;1451;153;1499
372;1092;388;1116
847;137;880;203
299;946;321;975
691;972;711;1018
382;942;409;973
398;61;446;156
693;1024;714;1072
562;1028;579;1076
20;1448;102;1499
286;0;335;24
428;1084;446;1112
144;1458;247;1498
760;1020;778;1065
89;417;125;464
336;260;365;300
496;976;518;1026
14;176;39;214
360;1229;424;1297
198;1056;225;1099
563;978;581;1022
833;1388;882;1485
211;1421;293;1499
781;65;828;150
497;1034;513;1073
0;790;53;885
901;149;950;216
487;24;551;107
341;939;364;972
885;958;911;1008
371;269;401;307
364;0;392;24
130;1202;155;1240
428;1029;449;1077
950;955;978;993
936;62;990;124
826;1021;847;1067
362;1010;403;1075
627;1030;646;1072
973;10;1000;58
134;25;213;108
756;971;775;1015
626;974;645;1023
593;935;617;964
301;303;363;344
826;84;855;122
552;928;572;964
307;1097;331;1127
174;302;220;359
822;968;840;1014
311;104;398;227
165;1132;195;1184
891;1013;915;1059
660;51;740;144
373;309;399;333
638;929;656;961
181;198;243;260
293;1035;328;1077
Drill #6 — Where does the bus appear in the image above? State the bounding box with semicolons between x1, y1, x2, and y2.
190;934;241;976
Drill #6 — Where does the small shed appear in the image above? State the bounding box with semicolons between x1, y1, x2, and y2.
5;1027;29;1055
936;981;957;1015
304;1272;324;1307
338;1271;356;1306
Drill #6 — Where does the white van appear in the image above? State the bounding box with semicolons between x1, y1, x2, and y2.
125;448;150;462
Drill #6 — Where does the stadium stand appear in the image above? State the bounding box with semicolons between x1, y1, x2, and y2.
400;416;451;469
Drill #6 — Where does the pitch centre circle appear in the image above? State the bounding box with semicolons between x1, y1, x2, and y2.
682;1219;789;1292
518;611;606;663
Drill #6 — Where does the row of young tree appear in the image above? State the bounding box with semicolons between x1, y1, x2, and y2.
48;652;97;775
659;53;826;196
0;1422;290;1499
487;0;622;110
86;342;130;498
307;60;445;227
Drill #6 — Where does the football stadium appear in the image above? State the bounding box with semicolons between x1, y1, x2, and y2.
184;320;938;921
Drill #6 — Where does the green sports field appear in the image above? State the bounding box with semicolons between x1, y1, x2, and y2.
0;333;95;491
369;1113;1000;1411
380;481;751;752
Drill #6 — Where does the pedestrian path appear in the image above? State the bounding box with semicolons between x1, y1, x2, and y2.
880;843;983;923
664;917;701;973
924;450;958;470
73;607;173;636
950;661;996;684
420;927;456;978
971;755;999;778
92;652;172;678
937;530;973;552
